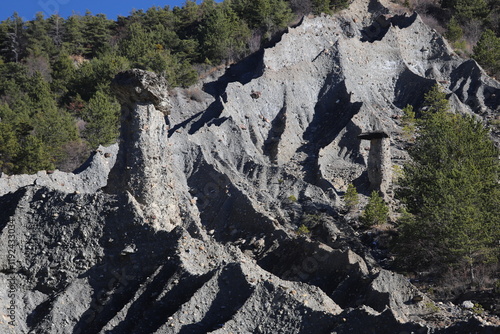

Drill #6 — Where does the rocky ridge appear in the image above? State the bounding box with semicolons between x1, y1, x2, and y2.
1;0;499;333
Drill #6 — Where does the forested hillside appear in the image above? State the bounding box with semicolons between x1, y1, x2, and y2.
0;0;498;175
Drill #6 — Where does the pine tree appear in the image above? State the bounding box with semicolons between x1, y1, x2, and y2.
361;191;389;226
474;29;500;76
344;183;359;211
47;14;64;48
51;51;75;96
199;3;251;63
401;104;416;141
13;135;54;174
312;0;350;14
231;0;293;36
451;0;488;21
82;12;113;57
422;84;449;115
33;108;79;163
81;90;120;149
0;120;19;174
63;15;86;55
71;51;130;100
25;12;54;57
395;87;500;283
446;16;464;43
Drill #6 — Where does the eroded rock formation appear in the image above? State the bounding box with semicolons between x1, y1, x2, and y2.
1;0;499;333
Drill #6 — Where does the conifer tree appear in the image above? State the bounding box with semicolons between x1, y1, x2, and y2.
395;85;500;283
13;135;54;174
63;15;86;55
401;104;416;141
26;12;54;57
361;191;389;226
344;183;359;211
199;3;251;63
81;90;120;149
82;12;113;57
474;29;500;76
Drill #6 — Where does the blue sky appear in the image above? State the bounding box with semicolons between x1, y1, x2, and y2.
0;0;215;21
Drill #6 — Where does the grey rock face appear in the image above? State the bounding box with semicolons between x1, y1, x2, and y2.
0;0;498;333
0;144;118;197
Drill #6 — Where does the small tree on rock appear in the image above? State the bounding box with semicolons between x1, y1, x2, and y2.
361;191;389;227
344;183;359;211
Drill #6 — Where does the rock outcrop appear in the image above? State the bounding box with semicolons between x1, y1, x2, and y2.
1;0;499;333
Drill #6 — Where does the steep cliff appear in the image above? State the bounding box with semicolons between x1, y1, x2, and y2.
1;0;498;333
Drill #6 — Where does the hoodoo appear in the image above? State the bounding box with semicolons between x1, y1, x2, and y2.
358;131;391;198
0;0;498;332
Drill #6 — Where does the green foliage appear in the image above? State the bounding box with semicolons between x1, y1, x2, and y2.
13;136;54;174
199;3;251;63
0;121;19;173
312;0;350;14
392;164;404;183
424;302;440;313
394;90;500;279
82;13;114;57
1;13;26;63
344;183;359;210
231;0;293;31
33;108;79;164
474;29;500;76
288;195;298;202
231;0;293;41
118;23;196;87
472;303;485;315
81;90;120;149
447;0;489;21
446;16;464;43
63;15;86;55
422;84;449;116
0;62;79;173
296;224;311;235
494;279;500;293
301;213;322;227
51;51;76;96
361;191;389;226
71;52;130;100
26;12;55;57
401;104;416;141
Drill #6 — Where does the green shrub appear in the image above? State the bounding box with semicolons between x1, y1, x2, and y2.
361;191;389;227
424;301;439;314
296;224;310;235
472;303;485;315
344;183;359;210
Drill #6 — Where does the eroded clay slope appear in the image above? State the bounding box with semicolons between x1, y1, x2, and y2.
1;0;498;333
